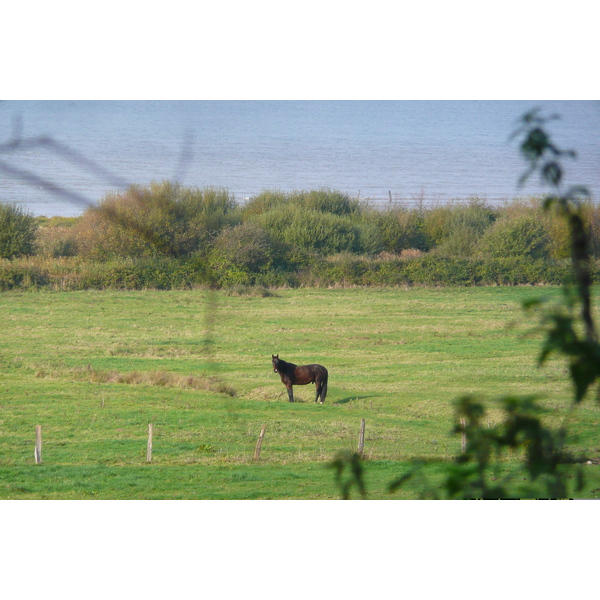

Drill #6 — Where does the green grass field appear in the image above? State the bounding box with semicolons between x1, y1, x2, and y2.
1;286;599;499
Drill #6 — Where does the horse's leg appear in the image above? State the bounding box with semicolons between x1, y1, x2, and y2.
314;382;321;403
286;383;294;402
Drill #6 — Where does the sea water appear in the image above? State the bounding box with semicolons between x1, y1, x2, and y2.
0;100;598;217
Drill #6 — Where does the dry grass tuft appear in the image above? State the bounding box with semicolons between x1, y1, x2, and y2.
73;366;236;396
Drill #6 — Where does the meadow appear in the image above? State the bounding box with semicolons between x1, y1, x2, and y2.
1;286;599;499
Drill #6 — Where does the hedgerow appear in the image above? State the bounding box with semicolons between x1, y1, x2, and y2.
0;252;591;291
2;184;599;290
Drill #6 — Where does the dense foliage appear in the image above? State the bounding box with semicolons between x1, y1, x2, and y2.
1;177;599;290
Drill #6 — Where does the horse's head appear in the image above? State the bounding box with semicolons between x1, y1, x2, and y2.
272;354;280;372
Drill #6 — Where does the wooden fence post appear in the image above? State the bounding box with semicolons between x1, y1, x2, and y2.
358;418;366;456
460;418;466;453
146;423;153;463
34;425;42;464
254;424;266;460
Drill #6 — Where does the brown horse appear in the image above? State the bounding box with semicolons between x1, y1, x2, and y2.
272;354;328;403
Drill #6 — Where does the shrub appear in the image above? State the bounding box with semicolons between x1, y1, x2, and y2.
74;181;237;260
363;206;426;254
426;198;497;257
253;205;362;255
478;214;551;259
421;204;453;249
206;222;305;287
211;222;278;272
0;201;37;258
356;218;385;256
431;226;479;258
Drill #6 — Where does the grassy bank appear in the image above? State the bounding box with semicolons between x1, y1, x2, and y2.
2;287;599;499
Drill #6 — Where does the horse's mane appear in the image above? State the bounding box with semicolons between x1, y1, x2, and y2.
273;356;296;370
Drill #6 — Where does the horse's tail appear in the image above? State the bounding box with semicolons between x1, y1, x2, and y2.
320;371;328;403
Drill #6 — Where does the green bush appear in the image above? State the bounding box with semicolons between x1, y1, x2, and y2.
426;198;497;257
362;206;426;254
253;205;362;255
478;214;551;259
0;202;38;258
211;223;279;272
431;226;479;258
355;218;385;255
205;222;308;288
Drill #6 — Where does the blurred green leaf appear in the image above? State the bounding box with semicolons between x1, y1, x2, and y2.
542;162;562;186
328;451;367;500
521;127;550;160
